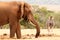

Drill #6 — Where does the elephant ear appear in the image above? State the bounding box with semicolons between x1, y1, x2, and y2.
23;3;32;21
20;2;24;18
17;2;24;19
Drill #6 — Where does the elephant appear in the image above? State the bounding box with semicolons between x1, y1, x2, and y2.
0;1;40;39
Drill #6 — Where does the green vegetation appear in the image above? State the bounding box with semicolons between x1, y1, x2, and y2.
1;5;60;29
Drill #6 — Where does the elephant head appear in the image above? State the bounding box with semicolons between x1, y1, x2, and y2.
23;2;40;38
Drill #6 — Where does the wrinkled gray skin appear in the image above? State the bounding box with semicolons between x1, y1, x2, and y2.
0;2;40;39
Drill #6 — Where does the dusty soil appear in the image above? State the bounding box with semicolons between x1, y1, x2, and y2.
0;29;60;40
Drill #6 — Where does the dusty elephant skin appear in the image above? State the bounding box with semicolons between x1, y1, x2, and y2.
0;1;40;39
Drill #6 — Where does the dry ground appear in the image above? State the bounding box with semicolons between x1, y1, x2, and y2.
0;29;60;40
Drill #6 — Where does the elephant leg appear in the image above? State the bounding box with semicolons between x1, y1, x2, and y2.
28;13;40;38
9;15;20;38
9;24;16;38
16;22;21;39
9;19;17;38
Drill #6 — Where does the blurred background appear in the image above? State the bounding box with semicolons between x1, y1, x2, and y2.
0;0;60;29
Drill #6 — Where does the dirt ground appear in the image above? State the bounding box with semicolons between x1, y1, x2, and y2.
0;29;60;40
